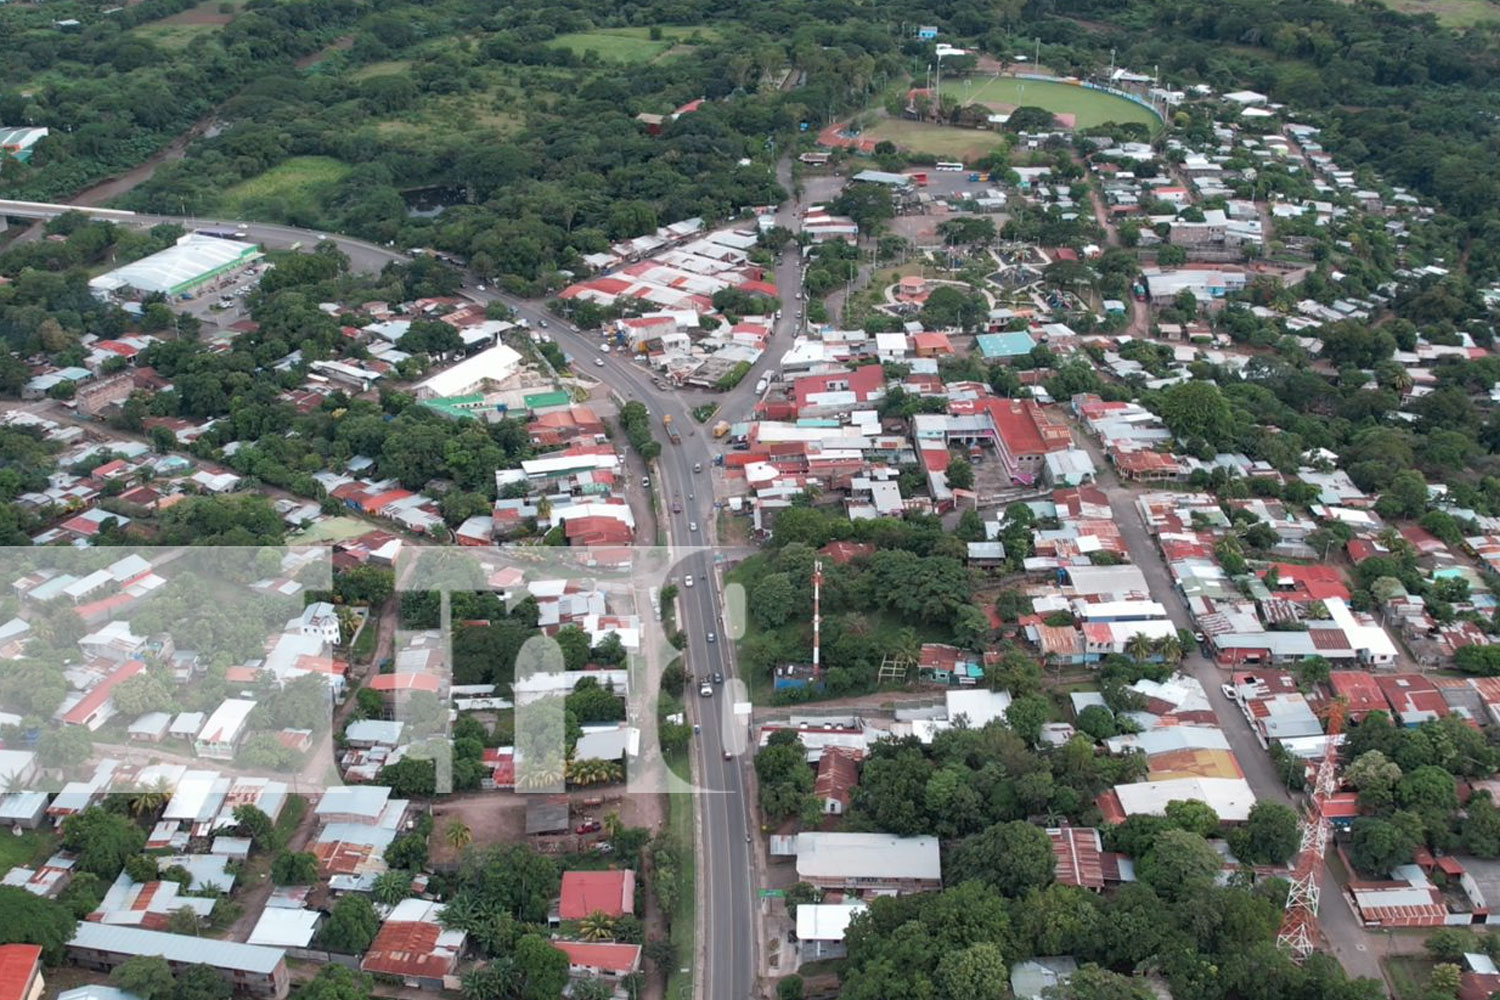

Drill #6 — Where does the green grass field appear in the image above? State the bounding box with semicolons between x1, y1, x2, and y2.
547;26;714;63
221;156;351;216
292;516;368;543
0;830;54;873
863;118;1009;161
351;59;412;80
131;0;244;48
963;76;1161;129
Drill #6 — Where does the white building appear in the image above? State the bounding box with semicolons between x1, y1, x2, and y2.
195;700;257;760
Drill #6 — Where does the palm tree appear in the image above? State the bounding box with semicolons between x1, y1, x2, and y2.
127;778;172;819
1154;634;1184;668
1125;632;1155;664
516;762;564;791
535;495;553;524
372;870;412;906
602;811;624;840
444;819;473;853
439;894;483;933
578;910;617;942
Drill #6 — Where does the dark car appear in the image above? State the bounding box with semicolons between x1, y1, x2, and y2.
713;672;724;685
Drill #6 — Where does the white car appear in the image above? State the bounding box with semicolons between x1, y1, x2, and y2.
1221;683;1238;701
684;575;695;588
689;521;699;532
594;358;605;367
477;284;487;291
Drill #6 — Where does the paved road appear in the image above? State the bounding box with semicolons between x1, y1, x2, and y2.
1067;426;1384;984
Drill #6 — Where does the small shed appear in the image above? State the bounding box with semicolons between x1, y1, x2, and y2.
525;797;570;835
128;712;172;743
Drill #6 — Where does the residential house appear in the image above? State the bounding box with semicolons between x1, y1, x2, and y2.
790;832;942;894
0;944;43;1000
553;941;643;982
813;747;862;815
361;899;466;989
194;699;257;760
557;869;635;922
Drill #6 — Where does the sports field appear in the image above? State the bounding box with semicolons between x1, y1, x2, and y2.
862;119;1009;162
960;76;1161;129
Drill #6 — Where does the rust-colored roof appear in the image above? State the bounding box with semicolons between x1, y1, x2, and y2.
558;870;635;921
1049;827;1104;890
362;920;457;979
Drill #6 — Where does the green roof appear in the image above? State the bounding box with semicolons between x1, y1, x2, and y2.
420;394;487;420
524;390;571;410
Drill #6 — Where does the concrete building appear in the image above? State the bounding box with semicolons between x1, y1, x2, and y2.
194;699;256;759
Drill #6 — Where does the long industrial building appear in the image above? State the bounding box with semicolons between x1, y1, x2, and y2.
89;234;260;301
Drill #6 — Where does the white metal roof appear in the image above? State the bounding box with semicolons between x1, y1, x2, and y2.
794;832;941;881
795;902;867;941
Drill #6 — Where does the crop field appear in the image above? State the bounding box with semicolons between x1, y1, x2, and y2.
961;75;1161;129
220;156;351;215
547;25;716;63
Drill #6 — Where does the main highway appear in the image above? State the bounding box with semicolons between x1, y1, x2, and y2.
3;171;805;1000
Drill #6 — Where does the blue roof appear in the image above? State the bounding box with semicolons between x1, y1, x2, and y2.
976;331;1037;358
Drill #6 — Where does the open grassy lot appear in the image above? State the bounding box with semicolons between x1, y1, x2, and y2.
963;75;1161;129
547;26;715;63
351;59;412;80
221;156;351;216
860;118;1009;163
0;829;54;872
132;0;244;47
1352;0;1500;25
293;516;370;544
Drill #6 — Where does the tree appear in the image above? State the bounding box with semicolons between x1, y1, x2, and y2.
578;910;616;942
777;975;806;1000
1346;750;1403;810
321;893;380;954
60;807;145;879
750;572;797;629
112;955;176;999
167;905;203;936
171;963;230;1000
1075;704;1117;740
446;819;474;853
1006;693;1050;745
1229;801;1301;865
946;455;974;491
297;965;376;1000
39;725;93;768
270;851;319;885
372;870;414;906
125;853;160;883
0;887;76;963
934;941;1009;1000
1349;816;1418;875
1136;829;1224;900
1164;799;1221;838
1376;468;1430;519
1051;964;1156;1000
514;933;571;1000
231;803;273;847
947;821;1055;897
1159;380;1235;449
1463;793;1500;858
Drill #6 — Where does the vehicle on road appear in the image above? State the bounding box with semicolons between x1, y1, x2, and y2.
600;344;610;353
477;284;486;291
594;358;605;367
684;575;695;588
663;414;682;445
699;682;713;697
713;672;723;685
706;631;716;643
642;476;650;487
575;819;602;834
672;498;683;513
755;376;769;393
689;521;698;532
694;462;702;472
539;319;549;328
1221;683;1238;701
712;420;731;438
723;750;733;759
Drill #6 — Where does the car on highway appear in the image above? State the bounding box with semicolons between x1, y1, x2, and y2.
594;358;605;367
575;819;602;834
694;462;702;473
642;476;650;488
723;750;733;759
689;521;698;532
684;575;695;588
672;499;683;513
699;682;713;697
706;631;716;643
539;319;549;328
713;672;723;685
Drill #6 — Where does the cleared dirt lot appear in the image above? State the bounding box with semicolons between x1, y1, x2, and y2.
427;784;665;865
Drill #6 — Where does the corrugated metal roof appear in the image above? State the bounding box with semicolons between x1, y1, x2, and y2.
69;922;285;973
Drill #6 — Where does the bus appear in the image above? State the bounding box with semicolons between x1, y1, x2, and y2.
935;161;964;172
196;228;247;240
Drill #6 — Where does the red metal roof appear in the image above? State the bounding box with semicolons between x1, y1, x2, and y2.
553;941;642;973
63;659;144;726
558;870;635;921
369;673;441;693
1049;827;1105;890
0;945;41;1000
362;920;457;979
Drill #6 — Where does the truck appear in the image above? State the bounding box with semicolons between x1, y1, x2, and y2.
663;414;682;445
712;420;731;438
968;172;981;183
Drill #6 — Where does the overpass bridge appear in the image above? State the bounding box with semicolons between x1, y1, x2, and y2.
0;198;138;223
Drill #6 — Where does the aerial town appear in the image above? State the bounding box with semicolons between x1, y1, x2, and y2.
1;3;1500;1000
